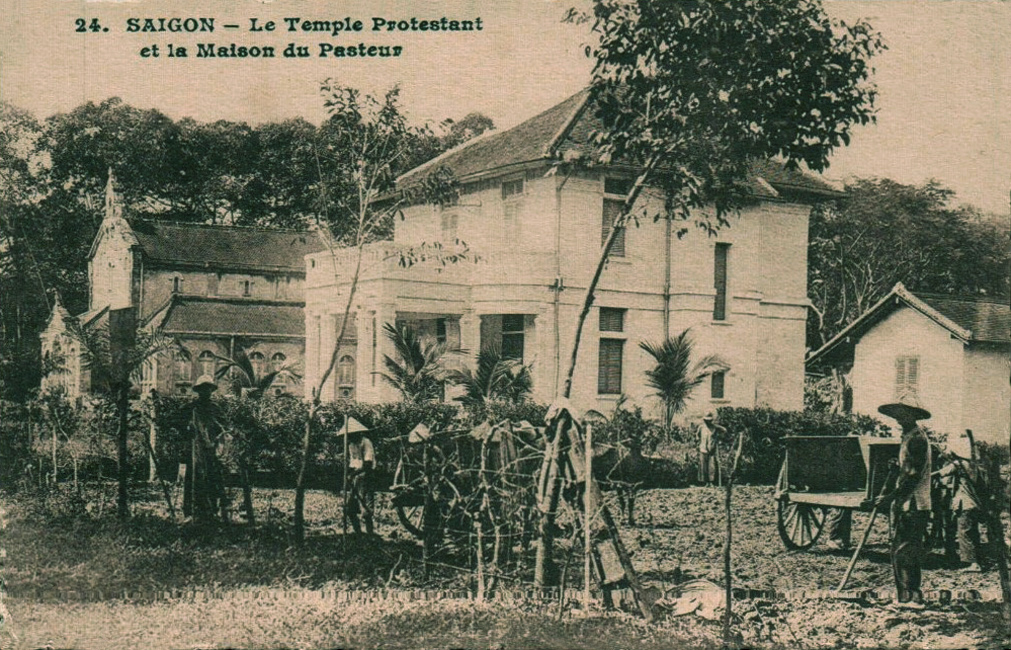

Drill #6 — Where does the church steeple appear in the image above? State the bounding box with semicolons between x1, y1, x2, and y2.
88;169;138;311
104;167;123;222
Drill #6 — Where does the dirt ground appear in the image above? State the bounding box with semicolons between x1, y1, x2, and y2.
3;484;1009;649
619;485;1004;597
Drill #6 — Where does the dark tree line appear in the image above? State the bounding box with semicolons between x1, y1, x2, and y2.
807;178;1010;349
0;97;493;401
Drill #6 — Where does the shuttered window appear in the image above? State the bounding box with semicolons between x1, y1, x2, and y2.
501;178;524;199
598;338;624;395
599;307;625;332
711;371;726;399
601;198;626;257
713;243;730;321
501;314;525;361
895;356;920;398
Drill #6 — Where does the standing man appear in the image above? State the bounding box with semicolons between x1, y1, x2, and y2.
937;453;984;572
875;393;932;610
341;417;376;535
187;375;228;523
697;412;724;487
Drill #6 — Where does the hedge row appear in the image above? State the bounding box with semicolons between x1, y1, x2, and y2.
13;391;1004;493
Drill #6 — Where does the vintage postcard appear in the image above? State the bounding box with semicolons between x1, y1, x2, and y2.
0;0;1007;648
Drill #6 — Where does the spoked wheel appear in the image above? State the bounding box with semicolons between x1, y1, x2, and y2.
396;502;425;539
777;498;826;550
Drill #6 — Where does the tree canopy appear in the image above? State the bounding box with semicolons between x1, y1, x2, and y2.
0;98;491;400
807;177;1010;348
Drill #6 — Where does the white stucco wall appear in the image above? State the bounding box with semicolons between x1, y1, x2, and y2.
307;169;812;415
851;308;966;439
962;345;1011;447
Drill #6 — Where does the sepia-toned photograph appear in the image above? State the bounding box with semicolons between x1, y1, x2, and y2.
0;1;1008;647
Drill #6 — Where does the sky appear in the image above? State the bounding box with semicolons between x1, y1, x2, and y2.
0;0;1008;214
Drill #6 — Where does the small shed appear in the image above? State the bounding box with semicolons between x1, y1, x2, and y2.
807;283;1009;452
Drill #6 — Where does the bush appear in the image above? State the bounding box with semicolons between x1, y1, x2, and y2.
713;407;891;484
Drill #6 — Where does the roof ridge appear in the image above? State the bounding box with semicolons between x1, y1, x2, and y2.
913;290;1010;305
544;88;593;158
395;126;503;185
175;294;306;306
129;218;319;236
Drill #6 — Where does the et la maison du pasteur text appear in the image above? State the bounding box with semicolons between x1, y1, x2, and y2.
74;16;485;59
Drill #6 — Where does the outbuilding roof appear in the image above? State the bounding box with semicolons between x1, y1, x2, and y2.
397;88;843;199
150;295;305;338
807;283;1010;368
130;221;325;273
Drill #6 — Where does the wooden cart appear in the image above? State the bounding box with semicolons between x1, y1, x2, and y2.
774;435;947;550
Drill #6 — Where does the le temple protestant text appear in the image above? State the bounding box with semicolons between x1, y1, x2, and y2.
79;16;485;59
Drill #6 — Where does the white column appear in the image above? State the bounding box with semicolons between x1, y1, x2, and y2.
459;310;481;368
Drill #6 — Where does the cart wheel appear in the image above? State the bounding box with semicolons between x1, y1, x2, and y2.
396;503;425;539
777;499;826;550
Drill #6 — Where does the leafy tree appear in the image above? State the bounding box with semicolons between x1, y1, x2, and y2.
65;317;180;518
808;177;1011;347
293;83;468;542
450;346;533;407
379;323;454;403
438;112;495;150
639;329;726;430
533;0;884;588
557;0;884;400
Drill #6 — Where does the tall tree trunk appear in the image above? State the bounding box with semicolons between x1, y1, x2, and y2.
537;160;657;587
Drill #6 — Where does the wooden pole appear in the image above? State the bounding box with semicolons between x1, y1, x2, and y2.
341;415;349;538
837;507;880;592
584;423;593;610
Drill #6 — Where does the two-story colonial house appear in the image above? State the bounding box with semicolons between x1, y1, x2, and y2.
304;89;840;418
41;175;325;400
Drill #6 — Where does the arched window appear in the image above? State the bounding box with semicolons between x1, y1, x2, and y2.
270;352;288;391
248;351;265;379
174;350;191;383
337;354;355;399
198;350;216;378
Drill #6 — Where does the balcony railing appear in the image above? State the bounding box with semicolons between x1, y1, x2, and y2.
308;242;556;288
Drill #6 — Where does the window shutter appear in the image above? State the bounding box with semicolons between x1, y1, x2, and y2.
907;357;918;393
713;243;730;321
598;338;624;394
602;199;625;257
894;357;906;398
599;308;625;332
711;371;726;399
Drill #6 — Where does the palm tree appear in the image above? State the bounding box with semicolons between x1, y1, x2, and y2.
639;329;727;431
66;316;181;519
213;345;301;399
212;344;301;524
378;322;454;402
450;345;533;407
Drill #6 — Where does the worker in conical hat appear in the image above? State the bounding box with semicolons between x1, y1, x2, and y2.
338;416;375;535
875;392;932;610
186;374;227;523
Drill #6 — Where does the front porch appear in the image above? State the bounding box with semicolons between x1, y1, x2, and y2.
307;307;548;405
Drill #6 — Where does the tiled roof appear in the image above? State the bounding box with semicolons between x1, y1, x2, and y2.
398;88;842;198
157;296;305;338
807;283;1010;368
918;293;1010;344
130;221;325;272
399;89;590;186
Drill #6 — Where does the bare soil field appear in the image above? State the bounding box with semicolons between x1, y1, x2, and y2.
2;484;1008;649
